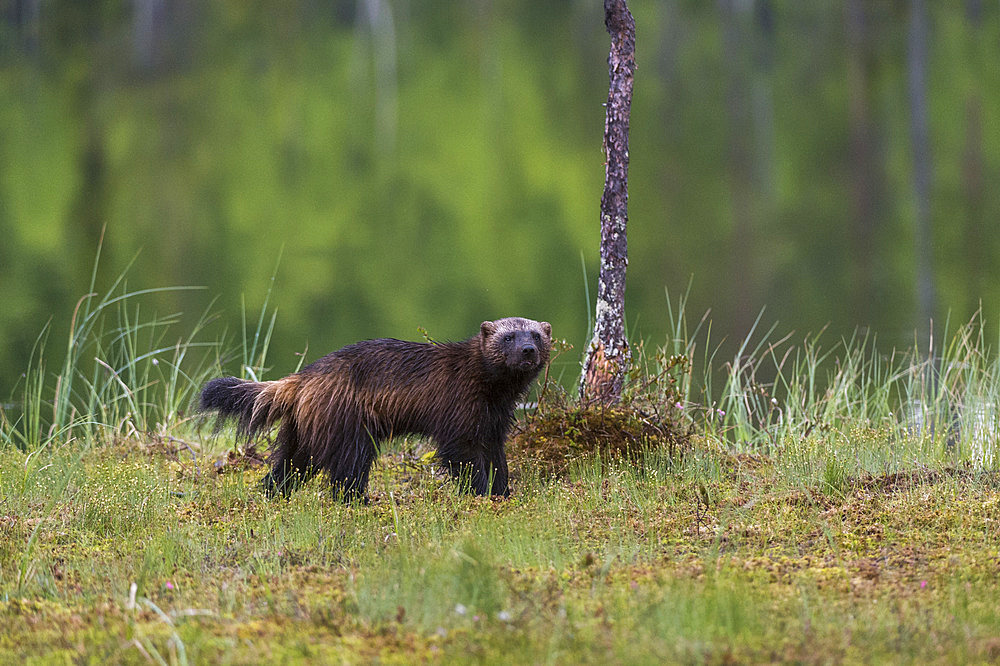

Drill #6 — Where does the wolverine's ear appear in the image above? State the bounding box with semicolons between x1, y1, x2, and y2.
540;322;552;338
481;321;497;338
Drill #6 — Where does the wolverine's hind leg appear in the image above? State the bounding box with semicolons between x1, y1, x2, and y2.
324;427;380;503
263;421;316;497
263;450;316;497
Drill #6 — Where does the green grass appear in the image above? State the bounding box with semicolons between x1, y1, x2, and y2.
3;440;1000;663
4;284;1000;663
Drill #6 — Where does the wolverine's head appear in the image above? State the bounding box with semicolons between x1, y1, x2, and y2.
480;317;552;375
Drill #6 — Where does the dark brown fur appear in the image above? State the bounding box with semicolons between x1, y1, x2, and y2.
200;317;551;500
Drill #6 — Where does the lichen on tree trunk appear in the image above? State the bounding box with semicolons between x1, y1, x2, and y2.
580;0;635;405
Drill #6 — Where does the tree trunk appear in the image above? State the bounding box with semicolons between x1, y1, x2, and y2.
907;0;936;332
962;0;985;315
580;0;635;405
720;0;756;339
132;0;165;71
845;0;882;326
360;0;398;156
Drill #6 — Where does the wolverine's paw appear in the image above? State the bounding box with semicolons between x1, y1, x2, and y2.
332;486;369;505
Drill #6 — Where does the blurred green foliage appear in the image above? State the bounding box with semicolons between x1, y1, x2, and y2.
2;1;1000;398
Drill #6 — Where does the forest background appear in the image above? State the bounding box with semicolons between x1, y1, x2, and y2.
1;0;998;399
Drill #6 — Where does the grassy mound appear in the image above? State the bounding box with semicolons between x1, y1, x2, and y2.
510;398;690;477
510;348;692;477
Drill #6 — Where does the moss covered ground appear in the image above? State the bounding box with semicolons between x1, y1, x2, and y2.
3;424;1000;664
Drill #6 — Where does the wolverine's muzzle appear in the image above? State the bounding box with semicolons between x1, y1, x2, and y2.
514;343;539;370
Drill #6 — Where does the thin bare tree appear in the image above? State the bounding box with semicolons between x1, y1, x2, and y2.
580;0;635;405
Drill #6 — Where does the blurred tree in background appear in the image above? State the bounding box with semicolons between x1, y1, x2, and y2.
2;1;1000;398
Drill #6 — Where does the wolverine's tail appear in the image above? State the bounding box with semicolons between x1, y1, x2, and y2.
200;376;296;439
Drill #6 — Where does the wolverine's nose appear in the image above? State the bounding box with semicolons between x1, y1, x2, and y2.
521;344;537;359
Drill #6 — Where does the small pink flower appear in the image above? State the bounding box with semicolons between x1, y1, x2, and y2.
165;582;174;590
920;580;927;589
674;402;684;409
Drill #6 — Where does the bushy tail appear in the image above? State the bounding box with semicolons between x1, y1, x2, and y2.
200;377;274;438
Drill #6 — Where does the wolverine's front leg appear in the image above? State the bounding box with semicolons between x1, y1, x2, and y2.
478;445;509;497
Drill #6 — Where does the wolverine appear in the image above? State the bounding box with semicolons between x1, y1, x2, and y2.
200;317;551;500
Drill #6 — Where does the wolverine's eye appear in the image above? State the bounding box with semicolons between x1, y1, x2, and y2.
532;332;541;342
504;334;515;343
